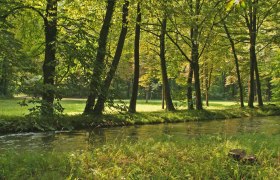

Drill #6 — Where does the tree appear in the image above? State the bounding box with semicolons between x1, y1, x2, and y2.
84;0;116;114
222;21;245;107
159;17;175;111
93;0;130;115
129;2;141;113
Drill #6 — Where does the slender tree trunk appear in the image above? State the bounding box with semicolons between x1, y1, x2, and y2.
190;0;203;110
248;36;255;107
254;58;263;106
0;57;9;96
187;63;194;110
203;62;211;107
252;0;263;107
193;61;203;110
145;89;149;103
93;0;129;115
223;22;244;107
42;0;58;115
159;17;175;111
162;85;165;109
129;3;141;113
266;78;272;101
84;0;116;114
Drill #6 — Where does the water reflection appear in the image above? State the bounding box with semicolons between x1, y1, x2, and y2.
0;116;279;152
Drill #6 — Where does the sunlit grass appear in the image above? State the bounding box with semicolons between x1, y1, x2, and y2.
0;97;263;116
1;134;279;179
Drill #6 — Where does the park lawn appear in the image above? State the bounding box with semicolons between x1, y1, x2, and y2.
1;97;247;116
0;98;279;134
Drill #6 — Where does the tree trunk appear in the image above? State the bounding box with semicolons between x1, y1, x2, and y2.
193;61;203;110
93;0;129;115
159;17;175;111
129;3;141;113
0;58;9;97
187;63;194;110
190;0;203;110
84;0;116;115
252;0;263;107
223;22;244;107
254;58;263;106
266;78;272;101
162;85;165;109
42;0;58;116
247;0;263;108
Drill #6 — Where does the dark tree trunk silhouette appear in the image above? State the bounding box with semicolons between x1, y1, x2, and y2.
93;0;129;115
246;0;263;108
159;17;175;111
203;62;212;107
254;58;263;106
42;0;58;115
84;0;116;114
187;63;194;110
190;0;203;110
0;58;9;96
223;22;244;107
129;3;141;113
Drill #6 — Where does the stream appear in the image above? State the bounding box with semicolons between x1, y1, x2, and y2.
0;116;279;152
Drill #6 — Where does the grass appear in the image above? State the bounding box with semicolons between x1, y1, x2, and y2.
0;134;279;179
0;98;280;134
0;98;279;179
0;97;258;116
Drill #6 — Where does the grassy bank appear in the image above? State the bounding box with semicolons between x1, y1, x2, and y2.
1;134;279;179
0;101;280;134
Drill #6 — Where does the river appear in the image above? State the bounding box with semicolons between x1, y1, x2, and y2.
0;116;279;152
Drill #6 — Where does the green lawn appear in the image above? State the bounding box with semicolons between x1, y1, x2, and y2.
0;97;248;116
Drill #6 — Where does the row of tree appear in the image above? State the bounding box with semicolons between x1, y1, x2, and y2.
0;0;279;116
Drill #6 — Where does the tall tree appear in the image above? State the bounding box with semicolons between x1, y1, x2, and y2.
223;21;245;107
129;2;141;113
159;17;175;111
93;0;130;115
41;0;58;115
84;0;116;114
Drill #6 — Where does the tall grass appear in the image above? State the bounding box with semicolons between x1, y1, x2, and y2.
0;134;279;179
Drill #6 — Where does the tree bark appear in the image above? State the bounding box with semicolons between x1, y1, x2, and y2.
252;0;263;107
162;85;165;109
247;0;263;108
187;63;194;110
129;3;141;113
223;22;244;107
84;0;116;114
190;0;203;110
159;17;175;111
93;0;129;115
0;57;9;96
42;0;58;115
254;58;263;106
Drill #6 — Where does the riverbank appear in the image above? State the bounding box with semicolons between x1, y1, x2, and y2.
1;134;279;179
0;104;279;134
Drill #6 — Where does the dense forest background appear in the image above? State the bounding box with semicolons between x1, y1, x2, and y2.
0;0;279;115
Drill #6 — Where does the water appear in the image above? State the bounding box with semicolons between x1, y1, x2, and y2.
0;116;279;152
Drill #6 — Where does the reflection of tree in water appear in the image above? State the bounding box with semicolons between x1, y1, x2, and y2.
40;132;56;151
88;128;107;149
